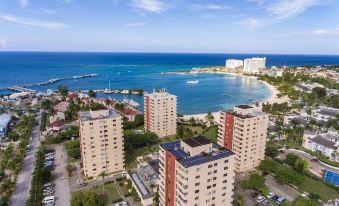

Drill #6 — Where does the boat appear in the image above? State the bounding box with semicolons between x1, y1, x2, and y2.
186;80;199;84
104;80;114;94
123;98;140;107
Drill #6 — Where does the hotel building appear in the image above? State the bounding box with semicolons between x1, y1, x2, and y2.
159;136;236;206
218;105;268;172
144;89;177;138
243;57;266;74
226;59;244;69
79;109;124;178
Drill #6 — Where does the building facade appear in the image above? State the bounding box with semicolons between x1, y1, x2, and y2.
79;109;124;178
226;59;243;69
218;105;268;172
144;90;177;138
243;57;266;74
159;136;235;206
0;114;11;138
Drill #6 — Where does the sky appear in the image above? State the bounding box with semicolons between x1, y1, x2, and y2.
0;0;339;54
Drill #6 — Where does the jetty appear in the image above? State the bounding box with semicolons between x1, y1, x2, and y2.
78;89;144;95
0;74;98;92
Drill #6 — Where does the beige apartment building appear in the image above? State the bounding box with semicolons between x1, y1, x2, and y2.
144;89;177;138
79;109;124;178
218;105;268;172
159;136;236;206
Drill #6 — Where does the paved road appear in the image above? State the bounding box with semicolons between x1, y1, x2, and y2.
10;114;41;206
286;149;339;176
54;144;71;206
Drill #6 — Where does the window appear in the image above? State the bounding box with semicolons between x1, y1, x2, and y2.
195;190;199;193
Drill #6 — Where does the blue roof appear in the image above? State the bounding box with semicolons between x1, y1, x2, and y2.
324;170;339;186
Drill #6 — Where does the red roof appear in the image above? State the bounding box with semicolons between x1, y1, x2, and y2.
48;120;65;128
122;108;139;116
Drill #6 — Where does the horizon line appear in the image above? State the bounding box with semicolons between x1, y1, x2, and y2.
1;50;339;56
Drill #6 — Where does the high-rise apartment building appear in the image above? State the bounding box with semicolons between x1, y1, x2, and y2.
159;136;236;206
79;109;124;178
243;57;266;74
226;59;244;69
144;89;177;138
218;105;268;172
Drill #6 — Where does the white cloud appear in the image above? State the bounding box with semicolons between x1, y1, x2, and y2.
43;9;57;14
19;0;28;8
125;22;147;27
192;3;230;11
291;28;339;36
130;0;165;13
242;0;322;27
267;0;319;20
0;14;69;29
0;40;8;48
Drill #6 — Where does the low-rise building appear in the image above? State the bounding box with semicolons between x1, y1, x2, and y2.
0;114;12;138
130;164;159;206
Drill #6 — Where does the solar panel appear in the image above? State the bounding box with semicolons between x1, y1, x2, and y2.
171;148;188;159
161;140;180;150
324;170;339;186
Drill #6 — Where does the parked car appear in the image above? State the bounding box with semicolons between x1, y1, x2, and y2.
251;192;259;198
272;195;279;201
276;197;287;205
267;192;275;199
256;195;265;203
310;158;318;162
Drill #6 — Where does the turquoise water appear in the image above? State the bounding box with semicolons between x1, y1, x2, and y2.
1;52;338;114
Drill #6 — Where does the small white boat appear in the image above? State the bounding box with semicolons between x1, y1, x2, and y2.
186;80;199;84
104;80;114;94
123;98;140;107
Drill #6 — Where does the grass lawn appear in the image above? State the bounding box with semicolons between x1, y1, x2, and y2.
203;126;218;143
118;179;132;196
298;176;338;201
74;183;122;206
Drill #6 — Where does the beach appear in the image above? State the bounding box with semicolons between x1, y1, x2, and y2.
182;80;290;122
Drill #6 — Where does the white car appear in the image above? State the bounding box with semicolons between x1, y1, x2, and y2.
256;195;265;203
267;192;275;199
42;196;55;204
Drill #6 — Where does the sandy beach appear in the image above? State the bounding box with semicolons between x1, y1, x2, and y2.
182;79;290;122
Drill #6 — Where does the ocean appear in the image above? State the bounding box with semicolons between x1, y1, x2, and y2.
1;52;339;114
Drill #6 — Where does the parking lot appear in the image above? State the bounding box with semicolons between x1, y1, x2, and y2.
235;173;300;206
42;145;71;206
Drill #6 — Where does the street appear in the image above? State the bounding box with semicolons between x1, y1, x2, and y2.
286;149;339;176
53;144;71;206
10;114;41;206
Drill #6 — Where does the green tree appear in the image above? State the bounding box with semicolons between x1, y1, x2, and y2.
114;103;125;111
99;171;107;192
234;194;246;206
294;158;309;174
58;85;69;97
312;87;326;98
241;173;268;195
293;196;318;206
286;154;299;166
88;90;97;98
265;143;279;158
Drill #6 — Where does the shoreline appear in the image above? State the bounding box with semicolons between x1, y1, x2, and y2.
182;76;290;121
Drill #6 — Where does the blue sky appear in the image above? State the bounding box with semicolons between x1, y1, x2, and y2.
0;0;339;54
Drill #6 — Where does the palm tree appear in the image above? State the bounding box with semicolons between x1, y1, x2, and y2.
99;171;107;192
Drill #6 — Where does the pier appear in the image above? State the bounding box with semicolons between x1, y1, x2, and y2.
0;74;98;92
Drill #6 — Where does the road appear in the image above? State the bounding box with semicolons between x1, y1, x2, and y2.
10;114;41;206
54;144;71;206
285;149;339;176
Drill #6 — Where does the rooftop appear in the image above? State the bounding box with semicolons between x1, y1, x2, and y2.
0;114;11;127
182;135;211;148
161;136;234;168
310;136;337;149
78;109;120;121
236;105;253;109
